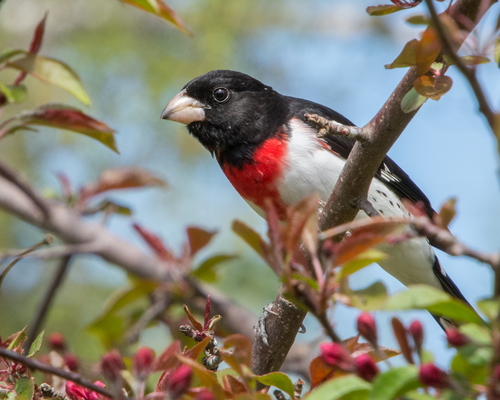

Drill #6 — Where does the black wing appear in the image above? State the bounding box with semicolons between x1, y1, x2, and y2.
286;96;435;218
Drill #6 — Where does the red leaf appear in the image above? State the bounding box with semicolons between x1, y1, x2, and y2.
222;334;252;368
80;167;166;201
416;27;441;76
335;219;406;266
183;305;204;332
29;12;48;54
392;317;414;364
285;193;319;255
8;104;117;152
121;0;192;37
132;223;175;262
13;13;48;86
203;295;211;331
309;356;342;388
413;75;453;100
152;340;181;372
182;336;211;360
187;227;216;257
223;375;247;395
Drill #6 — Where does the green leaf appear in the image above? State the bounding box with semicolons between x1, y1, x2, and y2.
305;375;371;400
7;327;27;350
451;352;487;385
385;39;418;69
15;378;34;400
0;49;27;65
405;15;430;25
460;55;490;65
384;285;451;310
120;0;192;36
366;5;403;16
231;219;266;259
494;33;500;66
476;298;498;320
8;54;91;106
401;88;427;113
255;372;295;399
192;254;236;282
350;281;388;311
0;82;28;103
384;285;483;325
404;391;438;400
368;366;421;400
28;330;44;357
427;300;484;325
337;250;386;281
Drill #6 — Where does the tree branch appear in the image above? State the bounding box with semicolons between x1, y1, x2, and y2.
0;347;113;398
24;255;72;352
424;0;497;131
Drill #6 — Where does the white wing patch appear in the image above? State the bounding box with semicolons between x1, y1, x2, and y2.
379;163;401;183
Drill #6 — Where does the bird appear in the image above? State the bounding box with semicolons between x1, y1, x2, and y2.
160;69;469;329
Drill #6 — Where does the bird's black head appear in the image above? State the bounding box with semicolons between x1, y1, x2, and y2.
161;70;290;165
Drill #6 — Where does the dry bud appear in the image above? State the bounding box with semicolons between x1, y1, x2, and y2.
355;354;379;382
319;342;354;371
49;332;66;351
409;320;424;351
101;349;124;381
64;353;79;372
446;328;469;347
132;346;155;380
168;365;192;399
419;363;450;389
356;313;377;346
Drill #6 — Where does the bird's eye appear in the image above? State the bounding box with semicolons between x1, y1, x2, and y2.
213;87;230;103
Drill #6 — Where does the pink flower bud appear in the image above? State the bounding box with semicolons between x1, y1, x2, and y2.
132;347;155;380
409;320;424;350
168;365;192;399
193;388;215;400
64;353;79;372
66;381;85;400
419;363;450;389
494;364;500;381
355;354;379;382
446;328;469;347
319;342;354;371
322;240;337;258
101;349;124;381
356;313;377;345
49;332;66;351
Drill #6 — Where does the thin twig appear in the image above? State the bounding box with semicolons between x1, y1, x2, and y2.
0;243;99;261
24;255;72;352
0;235;53;289
304;114;368;143
425;0;497;131
0;161;50;220
125;289;171;344
0;347;113;398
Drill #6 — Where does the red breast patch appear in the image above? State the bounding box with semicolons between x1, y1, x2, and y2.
221;137;289;219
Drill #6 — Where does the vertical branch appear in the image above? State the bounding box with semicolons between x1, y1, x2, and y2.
24;255;72;352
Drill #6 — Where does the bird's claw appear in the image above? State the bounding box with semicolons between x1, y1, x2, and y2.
254;303;278;346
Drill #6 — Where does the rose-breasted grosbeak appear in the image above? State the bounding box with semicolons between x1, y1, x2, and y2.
161;70;468;328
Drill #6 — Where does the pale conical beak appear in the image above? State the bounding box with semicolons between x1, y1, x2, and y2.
161;89;206;125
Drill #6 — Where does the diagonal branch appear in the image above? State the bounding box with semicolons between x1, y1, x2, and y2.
0;347;113;398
